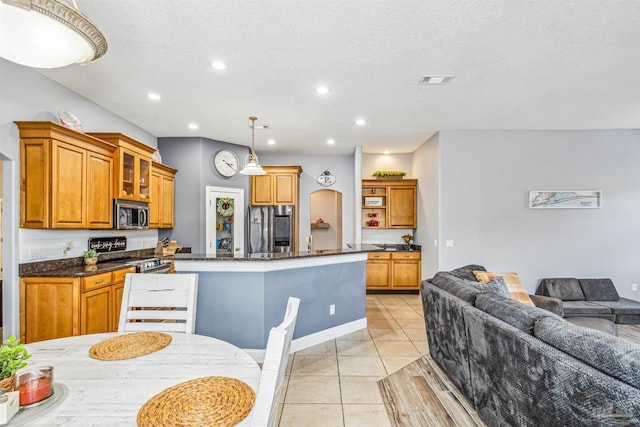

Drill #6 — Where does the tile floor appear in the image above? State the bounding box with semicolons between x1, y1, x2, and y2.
277;293;426;427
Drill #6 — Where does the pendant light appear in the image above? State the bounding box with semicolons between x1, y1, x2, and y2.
240;116;266;175
0;0;107;69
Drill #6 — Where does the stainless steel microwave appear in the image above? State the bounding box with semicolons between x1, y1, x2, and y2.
114;199;149;229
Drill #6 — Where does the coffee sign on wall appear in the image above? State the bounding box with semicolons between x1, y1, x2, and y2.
88;237;127;253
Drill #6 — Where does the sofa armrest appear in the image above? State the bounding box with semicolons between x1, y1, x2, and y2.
529;294;564;317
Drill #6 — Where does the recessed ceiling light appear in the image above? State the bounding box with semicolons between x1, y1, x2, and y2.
211;60;227;70
326;138;336;145
267;139;275;145
188;123;199;130
355;118;366;126
147;93;161;101
419;75;455;85
315;85;330;95
384;150;390;154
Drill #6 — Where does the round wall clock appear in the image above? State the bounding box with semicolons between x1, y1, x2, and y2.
213;150;239;177
317;170;336;187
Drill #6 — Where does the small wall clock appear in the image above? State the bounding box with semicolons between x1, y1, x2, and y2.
317;170;336;187
213;150;239;177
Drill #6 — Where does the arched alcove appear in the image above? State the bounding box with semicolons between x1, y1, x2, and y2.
309;189;342;250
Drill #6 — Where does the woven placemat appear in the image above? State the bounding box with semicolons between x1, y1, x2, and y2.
137;376;256;427
89;332;172;361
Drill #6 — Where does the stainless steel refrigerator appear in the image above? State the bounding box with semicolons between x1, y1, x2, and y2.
248;205;295;253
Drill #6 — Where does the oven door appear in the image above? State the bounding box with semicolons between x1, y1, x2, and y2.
140;265;171;274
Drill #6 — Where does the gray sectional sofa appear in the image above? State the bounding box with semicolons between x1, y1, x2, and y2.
421;265;640;426
536;278;640;324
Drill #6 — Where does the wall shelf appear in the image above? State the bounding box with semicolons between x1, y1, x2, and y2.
311;223;330;229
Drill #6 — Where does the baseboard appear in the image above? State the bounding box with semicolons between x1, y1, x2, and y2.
245;317;368;363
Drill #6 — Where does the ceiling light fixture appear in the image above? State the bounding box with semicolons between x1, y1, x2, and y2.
0;0;107;69
147;93;161;101
267;139;275;145
419;75;455;85
355;118;366;126
315;85;330;95
211;60;227;70
239;116;266;175
188;123;199;130
326;138;336;145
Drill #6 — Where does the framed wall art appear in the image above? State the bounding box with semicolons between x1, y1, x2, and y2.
529;191;602;209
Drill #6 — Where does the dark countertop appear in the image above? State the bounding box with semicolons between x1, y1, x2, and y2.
19;247;190;278
174;244;385;262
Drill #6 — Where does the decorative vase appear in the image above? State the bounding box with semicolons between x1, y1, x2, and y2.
404;244;410;250
0;375;16;392
84;257;98;265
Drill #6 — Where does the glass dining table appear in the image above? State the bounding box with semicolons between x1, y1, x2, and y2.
9;332;262;426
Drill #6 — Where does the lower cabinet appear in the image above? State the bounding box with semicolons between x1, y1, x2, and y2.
21;267;135;343
366;251;421;291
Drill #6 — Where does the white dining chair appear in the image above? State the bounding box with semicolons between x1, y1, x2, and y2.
250;297;300;427
118;273;199;334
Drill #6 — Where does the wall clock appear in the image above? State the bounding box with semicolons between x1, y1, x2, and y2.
213;150;239;177
317;170;336;187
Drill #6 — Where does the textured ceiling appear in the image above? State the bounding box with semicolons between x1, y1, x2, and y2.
37;1;640;154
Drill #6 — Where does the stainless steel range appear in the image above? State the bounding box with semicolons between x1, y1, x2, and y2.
125;257;172;274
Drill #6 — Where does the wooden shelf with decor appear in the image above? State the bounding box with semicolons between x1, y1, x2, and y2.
362;179;417;229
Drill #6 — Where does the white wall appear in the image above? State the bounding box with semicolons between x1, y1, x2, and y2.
422;130;640;300
0;58;160;337
362;153;413;179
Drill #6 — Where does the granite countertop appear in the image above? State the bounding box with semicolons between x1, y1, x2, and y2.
21;261;140;278
174;244;384;262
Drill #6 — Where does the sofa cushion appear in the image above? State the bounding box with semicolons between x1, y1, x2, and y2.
591;298;640;315
449;264;486;281
430;272;482;304
536;278;585;301
566;317;618;336
460;276;510;299
535;316;640;389
475;292;558;335
473;271;535;307
578;278;620;301
562;300;612;315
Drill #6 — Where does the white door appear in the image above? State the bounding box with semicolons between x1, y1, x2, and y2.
205;186;245;256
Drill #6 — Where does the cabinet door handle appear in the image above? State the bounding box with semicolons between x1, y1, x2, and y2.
95;279;104;284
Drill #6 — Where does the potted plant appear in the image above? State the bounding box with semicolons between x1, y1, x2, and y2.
82;249;99;265
401;234;414;250
372;170;407;179
0;336;31;391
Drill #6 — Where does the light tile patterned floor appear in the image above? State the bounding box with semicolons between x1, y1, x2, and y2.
277;293;425;427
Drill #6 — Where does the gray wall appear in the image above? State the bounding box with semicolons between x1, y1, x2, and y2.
158;137;250;253
260;153;356;249
413;132;440;280
425;130;640;300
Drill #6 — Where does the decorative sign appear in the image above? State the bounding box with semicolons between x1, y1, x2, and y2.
529;191;602;209
88;237;128;253
317;170;336;187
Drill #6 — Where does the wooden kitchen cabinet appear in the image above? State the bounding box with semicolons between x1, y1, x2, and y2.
149;162;177;228
250;166;302;205
20;267;136;343
362;179;417;229
366;252;391;289
87;132;156;202
17;121;115;229
366;251;421;291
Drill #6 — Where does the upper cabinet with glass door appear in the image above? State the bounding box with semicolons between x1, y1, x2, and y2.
87;133;156;202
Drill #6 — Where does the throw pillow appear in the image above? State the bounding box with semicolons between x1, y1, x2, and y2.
462;276;510;298
473;271;535;307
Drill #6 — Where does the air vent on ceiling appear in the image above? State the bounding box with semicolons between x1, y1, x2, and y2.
419;75;455;85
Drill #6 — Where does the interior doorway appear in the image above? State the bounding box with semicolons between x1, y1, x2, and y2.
0;160;3;332
310;189;342;250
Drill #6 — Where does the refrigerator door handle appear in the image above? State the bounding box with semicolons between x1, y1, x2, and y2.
268;206;275;253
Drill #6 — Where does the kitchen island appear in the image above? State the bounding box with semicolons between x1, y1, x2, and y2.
173;244;381;361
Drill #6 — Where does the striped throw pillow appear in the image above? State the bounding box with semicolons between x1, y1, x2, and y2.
472;271;535;307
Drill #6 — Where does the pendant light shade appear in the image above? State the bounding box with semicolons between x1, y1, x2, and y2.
0;0;107;69
240;116;266;175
